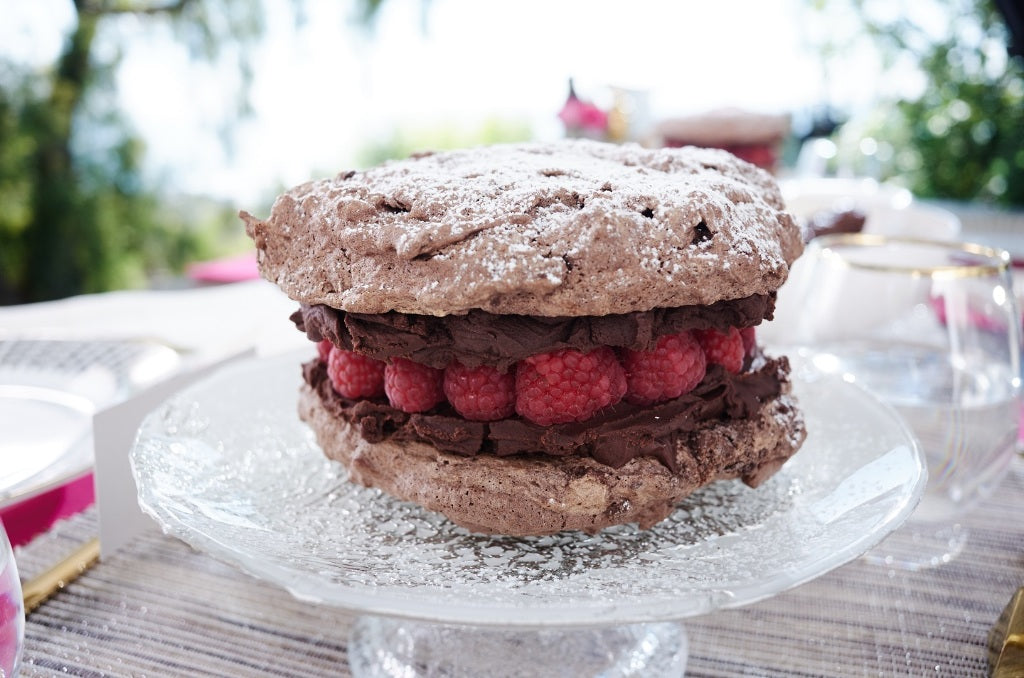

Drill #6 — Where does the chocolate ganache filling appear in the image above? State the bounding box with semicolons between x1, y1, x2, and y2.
292;293;775;371
297;296;790;472
303;358;787;472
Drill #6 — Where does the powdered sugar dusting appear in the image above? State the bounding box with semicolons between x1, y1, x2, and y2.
243;140;803;316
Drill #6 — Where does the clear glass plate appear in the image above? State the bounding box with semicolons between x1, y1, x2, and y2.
132;352;925;627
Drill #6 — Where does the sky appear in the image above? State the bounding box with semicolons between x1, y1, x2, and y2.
2;0;905;207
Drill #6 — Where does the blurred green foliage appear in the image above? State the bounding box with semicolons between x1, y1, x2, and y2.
892;42;1024;204
0;61;219;304
0;1;268;304
0;0;389;305
356;118;533;167
819;0;1024;206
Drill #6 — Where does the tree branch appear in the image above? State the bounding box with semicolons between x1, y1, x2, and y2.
78;0;198;17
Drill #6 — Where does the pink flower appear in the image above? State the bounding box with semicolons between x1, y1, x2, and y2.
558;80;608;135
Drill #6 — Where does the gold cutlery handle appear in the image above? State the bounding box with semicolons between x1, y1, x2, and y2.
22;537;100;615
991;587;1024;677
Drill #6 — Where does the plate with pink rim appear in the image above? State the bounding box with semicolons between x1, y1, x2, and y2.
1;339;180;508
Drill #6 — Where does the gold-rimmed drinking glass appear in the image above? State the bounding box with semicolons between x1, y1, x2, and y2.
771;234;1021;569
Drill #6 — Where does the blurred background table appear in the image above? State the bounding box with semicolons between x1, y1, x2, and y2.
0;280;303;547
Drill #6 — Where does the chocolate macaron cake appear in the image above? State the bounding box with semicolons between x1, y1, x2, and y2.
242;140;807;536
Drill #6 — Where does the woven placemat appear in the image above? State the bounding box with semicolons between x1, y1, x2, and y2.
15;459;1024;677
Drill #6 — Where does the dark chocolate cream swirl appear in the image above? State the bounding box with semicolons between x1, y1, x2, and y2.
303;356;789;472
293;293;775;372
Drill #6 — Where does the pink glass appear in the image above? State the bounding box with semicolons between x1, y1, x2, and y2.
0;522;23;678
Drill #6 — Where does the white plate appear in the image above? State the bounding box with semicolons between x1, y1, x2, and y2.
0;385;94;494
132;353;926;627
0;339;180;508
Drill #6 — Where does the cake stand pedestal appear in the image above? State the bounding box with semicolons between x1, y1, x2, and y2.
348;617;688;678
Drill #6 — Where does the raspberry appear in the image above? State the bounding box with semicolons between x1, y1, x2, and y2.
443;362;515;421
385;358;445;413
515;347;626;426
317;339;333;362
622;331;706;405
695;327;744;374
740;326;757;359
327;347;386;399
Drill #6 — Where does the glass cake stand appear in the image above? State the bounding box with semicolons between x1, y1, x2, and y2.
131;353;926;677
